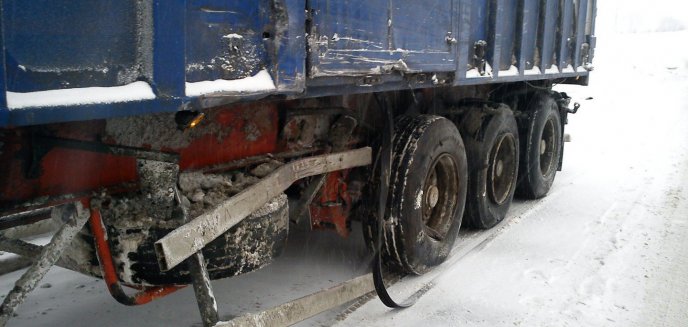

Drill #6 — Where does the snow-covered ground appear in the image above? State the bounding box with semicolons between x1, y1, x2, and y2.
3;3;688;327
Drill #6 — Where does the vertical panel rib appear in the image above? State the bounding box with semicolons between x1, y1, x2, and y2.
539;0;558;72
518;0;540;74
0;5;8;126
558;0;575;70
490;0;505;77
573;0;589;68
501;0;519;72
153;1;187;98
457;0;472;81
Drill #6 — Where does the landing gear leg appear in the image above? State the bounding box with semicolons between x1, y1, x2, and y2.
175;187;219;327
0;202;90;327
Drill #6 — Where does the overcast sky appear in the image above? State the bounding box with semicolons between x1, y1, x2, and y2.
597;0;688;34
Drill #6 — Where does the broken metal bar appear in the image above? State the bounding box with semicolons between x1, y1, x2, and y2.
0;257;33;276
216;274;374;327
187;235;219;327
0;235;77;272
1;201;70;220
155;147;373;271
0;182;137;215
291;174;327;224
88;206;184;306
0;235;45;259
174;187;219;327
0;207;52;231
0;201;90;327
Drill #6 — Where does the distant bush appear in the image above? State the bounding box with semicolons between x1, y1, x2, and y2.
656;17;686;32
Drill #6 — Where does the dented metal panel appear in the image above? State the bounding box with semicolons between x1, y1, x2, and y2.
185;1;268;83
3;1;149;93
307;0;456;76
0;0;596;127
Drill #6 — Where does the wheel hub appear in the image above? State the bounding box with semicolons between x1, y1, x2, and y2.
488;134;517;205
539;118;557;176
426;185;439;208
421;154;459;241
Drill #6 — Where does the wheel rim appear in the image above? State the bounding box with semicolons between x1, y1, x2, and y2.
539;117;557;176
422;153;459;241
488;133;517;205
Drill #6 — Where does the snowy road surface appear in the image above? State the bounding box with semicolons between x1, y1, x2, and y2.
3;8;688;327
339;28;688;327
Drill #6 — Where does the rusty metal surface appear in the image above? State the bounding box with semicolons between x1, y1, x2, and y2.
291;174;327;224
32;136;179;163
88;206;185;306
0;126;139;208
310;170;352;237
79;160;290;286
293;114;358;234
0;103;279;210
155;147;373;271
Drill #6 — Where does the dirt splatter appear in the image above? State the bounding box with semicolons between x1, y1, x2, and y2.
104;111;232;150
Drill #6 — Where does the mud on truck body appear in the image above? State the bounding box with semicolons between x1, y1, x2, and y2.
0;0;596;326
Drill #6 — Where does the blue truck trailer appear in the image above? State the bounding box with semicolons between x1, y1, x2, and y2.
0;1;596;325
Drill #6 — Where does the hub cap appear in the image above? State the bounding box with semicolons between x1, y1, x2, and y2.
488;134;517;205
422;154;460;241
539;118;557;176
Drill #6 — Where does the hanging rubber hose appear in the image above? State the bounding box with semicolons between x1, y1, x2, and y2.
371;93;416;308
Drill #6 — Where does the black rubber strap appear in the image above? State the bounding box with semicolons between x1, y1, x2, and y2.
372;94;416;309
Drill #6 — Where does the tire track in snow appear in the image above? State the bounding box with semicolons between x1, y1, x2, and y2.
334;190;565;324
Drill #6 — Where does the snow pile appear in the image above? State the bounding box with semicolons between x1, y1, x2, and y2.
466;62;493;78
185;69;276;97
222;33;243;39
6;81;156;109
544;64;559;74
524;67;541;75
561;65;575;73
499;65;519;77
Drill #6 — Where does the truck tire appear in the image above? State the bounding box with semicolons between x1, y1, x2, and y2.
62;193;289;286
458;105;519;229
516;93;562;199
115;194;289;285
384;115;468;275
